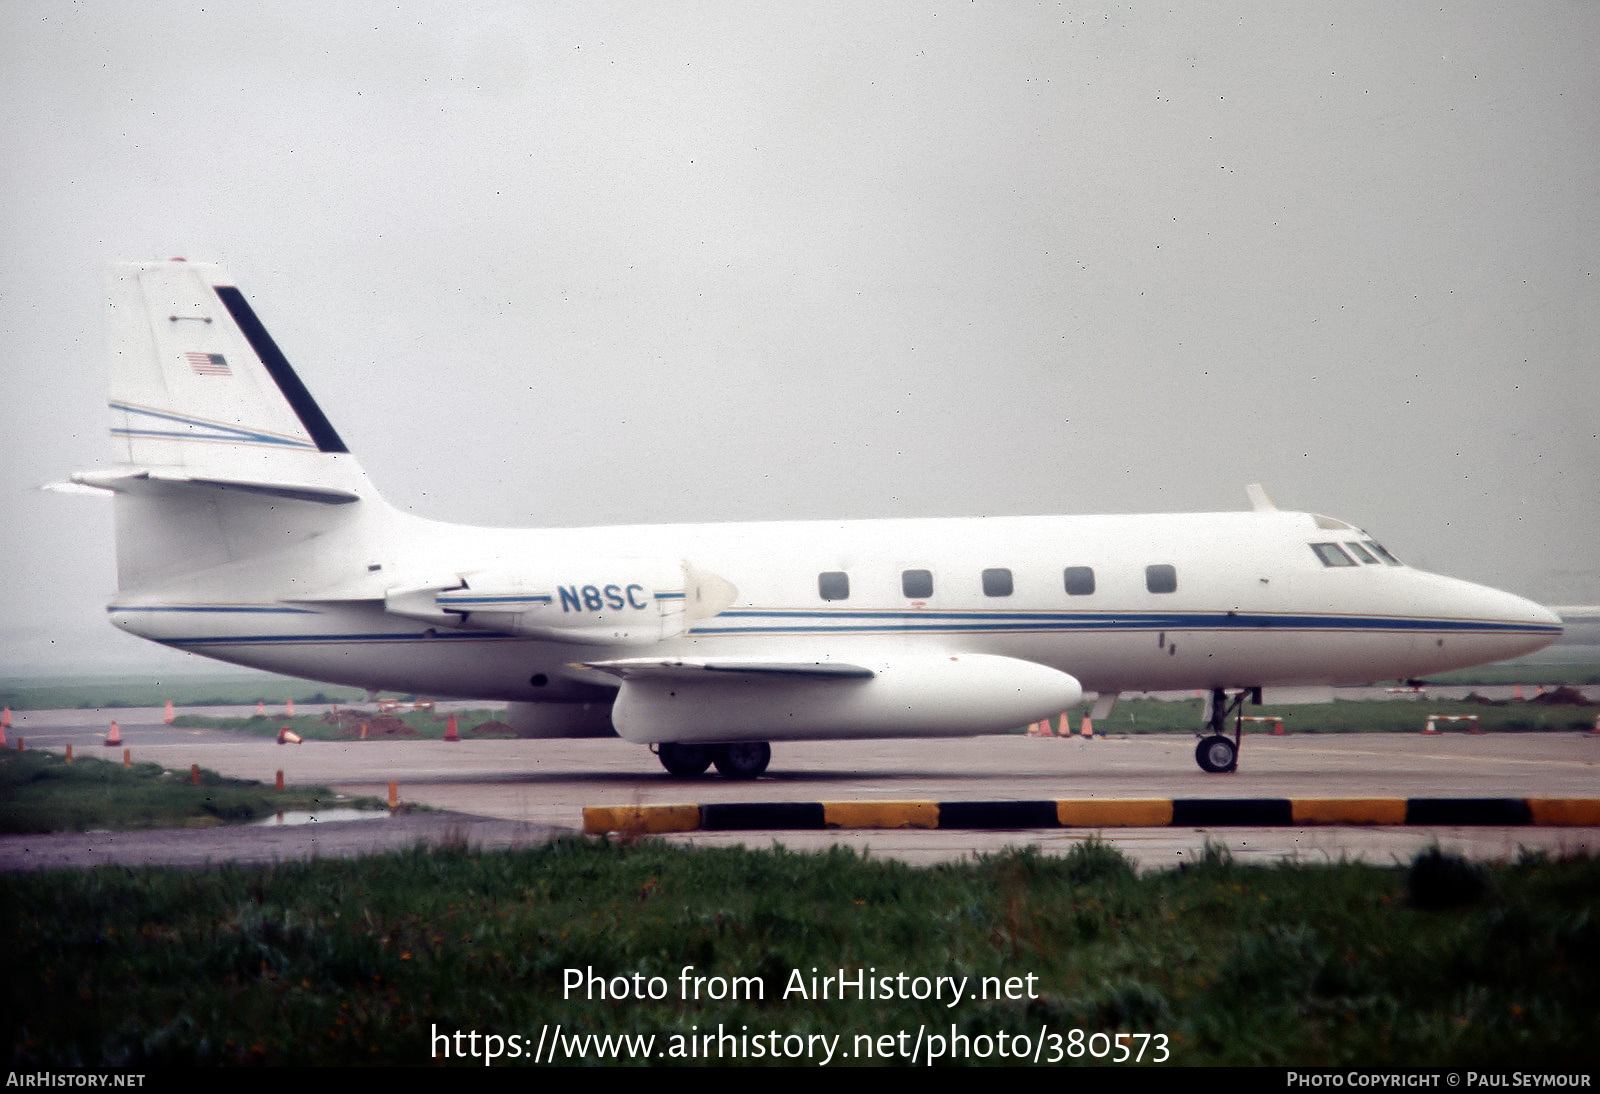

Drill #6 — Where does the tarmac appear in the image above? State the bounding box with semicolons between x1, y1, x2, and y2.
4;698;1597;870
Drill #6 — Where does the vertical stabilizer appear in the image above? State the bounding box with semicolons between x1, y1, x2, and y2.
84;261;384;592
100;260;362;496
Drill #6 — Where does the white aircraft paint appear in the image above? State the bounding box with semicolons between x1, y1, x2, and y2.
73;261;1563;776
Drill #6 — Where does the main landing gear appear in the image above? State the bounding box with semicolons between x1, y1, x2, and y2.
655;741;772;780
1195;686;1259;773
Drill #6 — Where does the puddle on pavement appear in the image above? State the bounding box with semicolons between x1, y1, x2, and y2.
251;808;389;827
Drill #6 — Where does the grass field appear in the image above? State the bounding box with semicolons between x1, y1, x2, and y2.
1425;661;1600;686
0;673;372;712
3;838;1595;1067
169;707;514;741
0;748;385;834
1092;695;1597;735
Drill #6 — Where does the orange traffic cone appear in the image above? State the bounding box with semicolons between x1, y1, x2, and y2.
1079;716;1094;738
277;726;302;745
257;700;265;716
286;698;295;717
444;713;461;742
104;720;122;747
163;699;175;724
1272;718;1286;736
2;707;10;729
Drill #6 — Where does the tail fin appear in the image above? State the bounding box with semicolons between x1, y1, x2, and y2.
81;261;382;592
88;260;365;501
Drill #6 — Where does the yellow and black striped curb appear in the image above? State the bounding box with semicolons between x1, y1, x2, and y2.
582;797;1600;834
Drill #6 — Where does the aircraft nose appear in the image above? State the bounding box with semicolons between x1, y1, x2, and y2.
1468;583;1563;656
1496;588;1562;631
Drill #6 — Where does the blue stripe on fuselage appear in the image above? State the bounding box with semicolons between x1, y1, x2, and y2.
129;606;1559;648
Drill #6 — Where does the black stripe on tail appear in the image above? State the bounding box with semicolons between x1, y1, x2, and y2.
213;285;349;454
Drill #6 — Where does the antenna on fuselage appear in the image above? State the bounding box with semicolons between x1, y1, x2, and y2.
1245;483;1276;512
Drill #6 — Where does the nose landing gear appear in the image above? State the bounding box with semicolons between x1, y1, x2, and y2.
1195;686;1257;773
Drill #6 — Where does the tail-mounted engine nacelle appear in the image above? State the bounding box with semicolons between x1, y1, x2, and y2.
384;559;736;647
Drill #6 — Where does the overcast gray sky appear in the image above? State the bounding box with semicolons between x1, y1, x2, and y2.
2;2;1597;677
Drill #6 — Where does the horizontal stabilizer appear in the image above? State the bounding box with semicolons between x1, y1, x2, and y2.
40;480;115;497
73;468;360;505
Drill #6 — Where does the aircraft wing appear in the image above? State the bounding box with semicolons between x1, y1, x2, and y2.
580;657;876;680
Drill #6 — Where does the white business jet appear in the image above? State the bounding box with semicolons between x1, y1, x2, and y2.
74;261;1562;777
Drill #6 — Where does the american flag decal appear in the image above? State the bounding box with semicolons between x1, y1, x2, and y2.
185;351;231;376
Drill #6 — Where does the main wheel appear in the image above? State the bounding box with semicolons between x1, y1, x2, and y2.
1195;734;1238;774
713;741;772;779
657;742;713;777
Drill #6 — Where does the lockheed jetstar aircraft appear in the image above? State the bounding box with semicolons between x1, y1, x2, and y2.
74;260;1563;777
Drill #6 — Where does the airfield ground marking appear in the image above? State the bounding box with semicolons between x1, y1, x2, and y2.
583;797;1600;834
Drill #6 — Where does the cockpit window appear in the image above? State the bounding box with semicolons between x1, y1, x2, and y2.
1363;540;1403;566
1311;542;1357;567
1344;541;1379;564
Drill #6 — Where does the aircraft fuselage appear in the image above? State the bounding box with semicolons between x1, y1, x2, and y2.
109;503;1559;712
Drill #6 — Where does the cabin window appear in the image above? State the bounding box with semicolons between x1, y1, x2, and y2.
902;569;933;598
1345;541;1379;564
1145;564;1177;594
1063;566;1095;596
818;571;850;600
1311;543;1357;567
982;568;1013;597
1363;540;1403;566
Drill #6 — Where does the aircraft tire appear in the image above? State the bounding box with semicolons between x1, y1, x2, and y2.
1195;735;1238;774
713;741;772;780
658;742;714;777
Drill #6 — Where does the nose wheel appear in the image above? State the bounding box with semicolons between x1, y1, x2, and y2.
1195;686;1253;773
1195;734;1238;773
